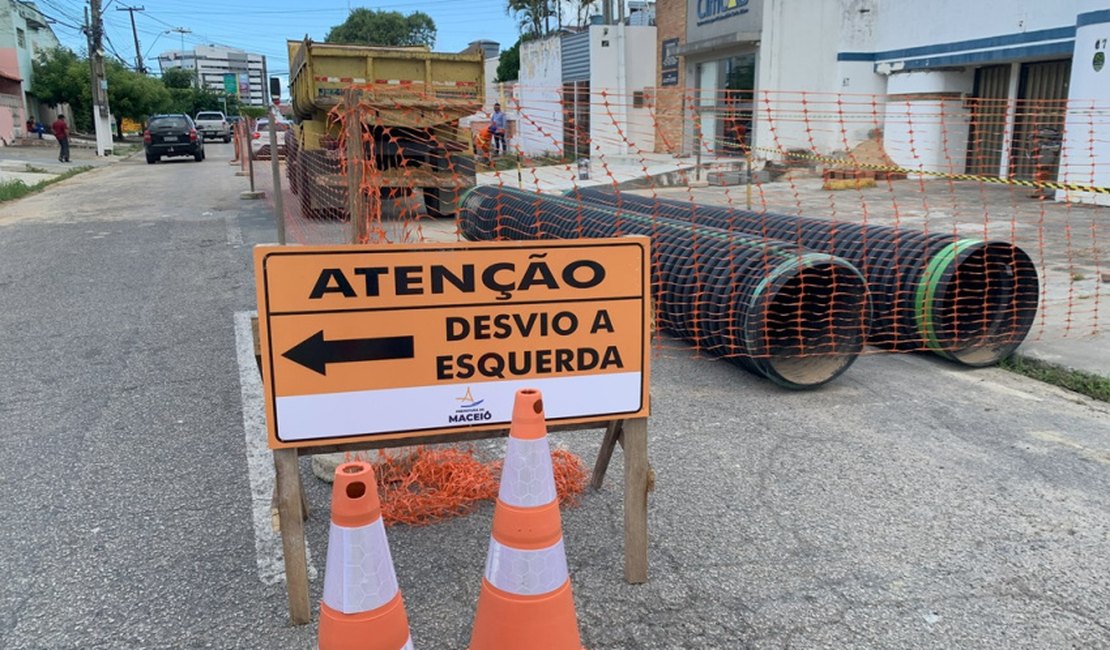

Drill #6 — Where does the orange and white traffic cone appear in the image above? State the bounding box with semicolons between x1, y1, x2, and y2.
319;461;414;650
469;388;585;650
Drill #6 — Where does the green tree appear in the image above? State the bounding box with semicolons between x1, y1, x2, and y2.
506;0;553;37
495;39;522;83
161;67;195;89
106;61;172;137
575;0;596;27
31;47;92;132
325;9;437;48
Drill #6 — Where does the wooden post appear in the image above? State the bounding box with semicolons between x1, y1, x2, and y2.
345;91;367;244
622;417;649;583
273;447;311;624
591;420;623;490
268;107;286;245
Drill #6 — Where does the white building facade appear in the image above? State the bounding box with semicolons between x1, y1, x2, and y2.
661;0;1110;203
158;44;267;107
0;0;64;142
517;23;658;158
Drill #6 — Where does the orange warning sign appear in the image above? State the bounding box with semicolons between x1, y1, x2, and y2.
254;238;651;448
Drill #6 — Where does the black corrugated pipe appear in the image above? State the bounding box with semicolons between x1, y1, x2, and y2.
459;185;871;389
567;188;1039;367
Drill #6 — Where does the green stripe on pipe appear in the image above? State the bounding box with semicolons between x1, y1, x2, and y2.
914;238;982;357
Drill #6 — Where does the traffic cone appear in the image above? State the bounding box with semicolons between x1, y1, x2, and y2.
319;461;414;650
469;388;585;650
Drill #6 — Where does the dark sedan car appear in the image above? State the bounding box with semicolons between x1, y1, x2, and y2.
144;114;205;164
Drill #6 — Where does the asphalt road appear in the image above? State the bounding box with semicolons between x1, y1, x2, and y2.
1;143;1108;649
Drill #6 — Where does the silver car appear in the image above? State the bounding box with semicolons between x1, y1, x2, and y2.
194;111;231;142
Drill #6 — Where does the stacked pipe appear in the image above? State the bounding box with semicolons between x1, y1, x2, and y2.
460;186;871;389
568;188;1040;367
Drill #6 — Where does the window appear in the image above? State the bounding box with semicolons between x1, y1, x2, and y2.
150;116;189;129
16;28;25;49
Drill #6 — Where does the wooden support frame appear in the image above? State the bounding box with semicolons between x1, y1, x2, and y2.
251;321;651;625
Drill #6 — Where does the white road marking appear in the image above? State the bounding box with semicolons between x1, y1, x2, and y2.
234;310;317;585
225;214;243;247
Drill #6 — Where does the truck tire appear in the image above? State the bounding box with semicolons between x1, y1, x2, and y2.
285;134;300;195
298;161;318;220
146;152;158;164
423;188;446;218
423;149;475;219
287;159;299;195
223;134;231;143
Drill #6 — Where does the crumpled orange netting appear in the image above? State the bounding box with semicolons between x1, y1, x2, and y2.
347;446;589;526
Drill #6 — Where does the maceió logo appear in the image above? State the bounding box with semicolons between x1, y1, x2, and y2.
450;386;492;423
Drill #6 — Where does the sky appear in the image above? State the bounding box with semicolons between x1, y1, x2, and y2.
38;0;524;90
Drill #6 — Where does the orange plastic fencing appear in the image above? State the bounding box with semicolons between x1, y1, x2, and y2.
344;446;589;527
251;87;1106;359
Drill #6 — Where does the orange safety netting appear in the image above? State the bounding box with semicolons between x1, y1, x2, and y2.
345;446;589;527
247;86;1106;366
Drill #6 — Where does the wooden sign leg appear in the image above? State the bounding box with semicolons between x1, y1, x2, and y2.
622;417;649;584
591;420;624;489
273;448;312;625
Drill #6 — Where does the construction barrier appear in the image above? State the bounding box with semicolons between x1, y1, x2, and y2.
250;88;1107;359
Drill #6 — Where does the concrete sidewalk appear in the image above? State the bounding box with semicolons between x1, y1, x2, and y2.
475;152;744;193
0;143;124;183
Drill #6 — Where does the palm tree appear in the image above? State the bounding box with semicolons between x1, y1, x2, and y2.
506;0;551;37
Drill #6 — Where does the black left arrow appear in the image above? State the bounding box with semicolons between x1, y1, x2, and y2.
282;331;415;375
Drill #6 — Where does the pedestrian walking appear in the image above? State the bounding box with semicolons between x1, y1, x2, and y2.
52;115;70;162
489;103;507;156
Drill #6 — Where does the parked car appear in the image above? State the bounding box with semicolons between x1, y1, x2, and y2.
251;117;292;160
144;114;205;164
194;111;232;142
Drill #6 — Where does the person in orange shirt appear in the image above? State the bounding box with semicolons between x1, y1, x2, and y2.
474;126;493;165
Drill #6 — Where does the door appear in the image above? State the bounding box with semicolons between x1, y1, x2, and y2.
1009;59;1071;180
965;64;1010;175
562;81;590;160
695;61;718;154
718;54;756;155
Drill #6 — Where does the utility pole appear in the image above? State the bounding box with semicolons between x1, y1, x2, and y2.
117;5;146;74
168;27;193;84
169;27;191;55
86;0;113;156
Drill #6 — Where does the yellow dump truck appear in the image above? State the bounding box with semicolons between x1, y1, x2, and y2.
286;38;484;219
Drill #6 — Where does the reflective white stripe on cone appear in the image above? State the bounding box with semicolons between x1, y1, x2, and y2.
323;518;400;614
485;537;570;596
498;436;557;508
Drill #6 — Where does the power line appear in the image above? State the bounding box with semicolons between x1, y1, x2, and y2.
102;31;133;68
14;0;82;30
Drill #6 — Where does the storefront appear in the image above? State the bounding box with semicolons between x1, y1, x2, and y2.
679;0;763;155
